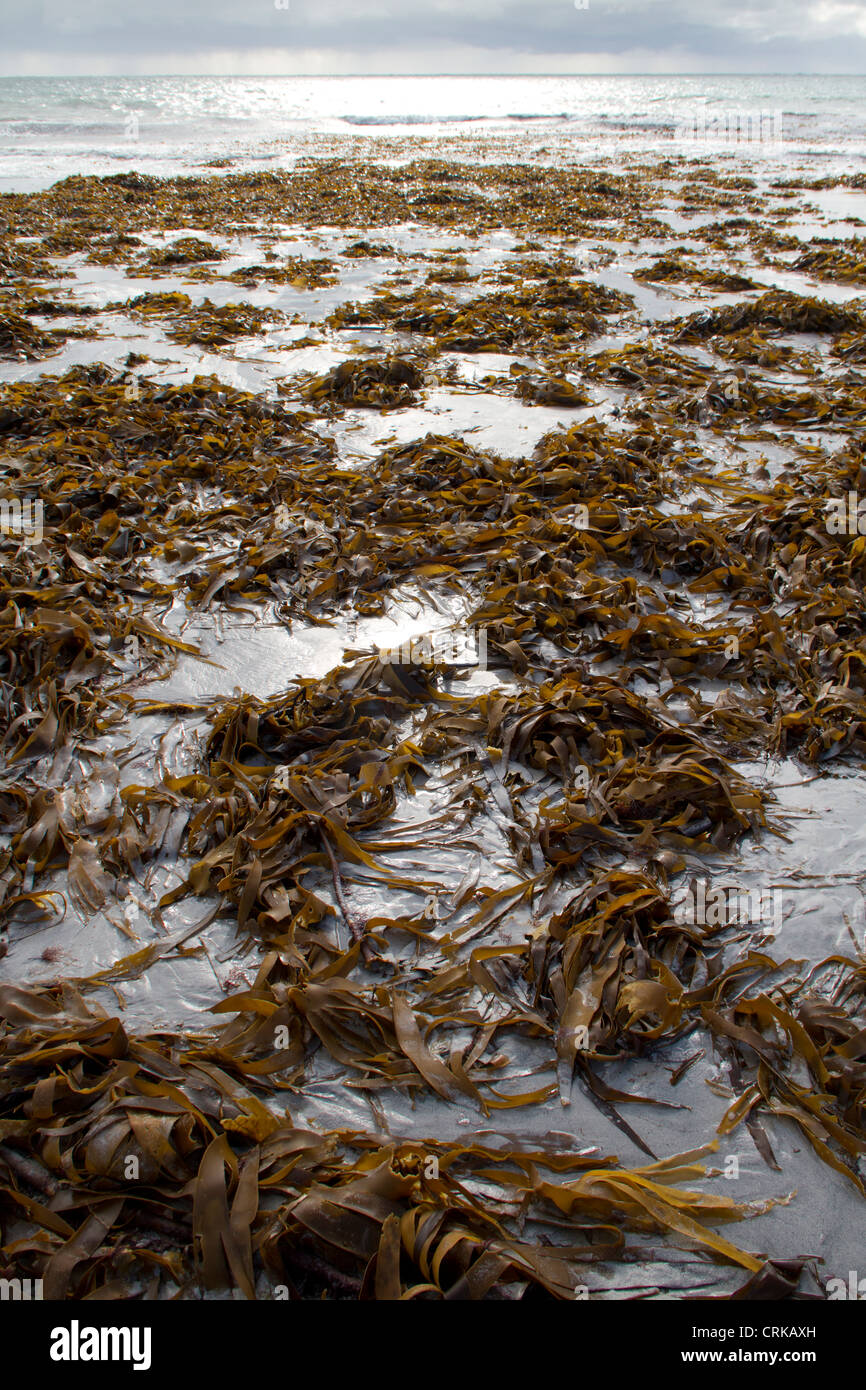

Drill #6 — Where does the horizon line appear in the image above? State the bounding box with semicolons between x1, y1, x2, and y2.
1;70;862;79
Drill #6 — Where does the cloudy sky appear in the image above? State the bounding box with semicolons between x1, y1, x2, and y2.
3;0;866;75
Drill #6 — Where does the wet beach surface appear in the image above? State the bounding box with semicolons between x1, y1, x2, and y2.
2;147;866;1298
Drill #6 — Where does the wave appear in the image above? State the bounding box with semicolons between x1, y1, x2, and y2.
595;116;677;132
340;114;488;125
506;111;570;121
339;111;570;127
0;121;132;136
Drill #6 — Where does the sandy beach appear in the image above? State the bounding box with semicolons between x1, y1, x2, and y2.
3;125;866;1301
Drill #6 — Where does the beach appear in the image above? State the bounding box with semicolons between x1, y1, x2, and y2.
2;76;866;1301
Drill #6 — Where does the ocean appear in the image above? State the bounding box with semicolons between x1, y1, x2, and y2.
1;72;866;191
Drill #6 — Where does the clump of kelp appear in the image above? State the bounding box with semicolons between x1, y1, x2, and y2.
0;290;101;361
0;309;63;360
2;164;866;1299
328;278;634;352
0;981;804;1299
4;159;754;245
793;239;866;286
297;356;425;410
670;289;865;343
341;240;395;259
634;255;758;293
0;364;335;913
130;235;224;274
118;293;286;346
512;373;591;407
225;257;339;290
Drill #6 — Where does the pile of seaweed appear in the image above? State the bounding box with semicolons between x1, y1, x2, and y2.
328;279;634;353
131;236;224;274
0;991;800;1300
634;256;758;293
793;240;866;286
297;356;426;410
118;293;286;346
670;289;865;342
224;257;339;290
0;160;712;274
0;311;64;360
472;364;593;407
1;162;866;1301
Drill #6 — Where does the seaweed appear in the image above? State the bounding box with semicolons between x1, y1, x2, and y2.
1;157;865;1303
225;258;338;290
130;236;225;275
341;240;395;259
297;356;425;409
794;240;866;285
0;310;64;360
634;256;758;292
671;290;865;341
117;293;285;346
328;278;634;353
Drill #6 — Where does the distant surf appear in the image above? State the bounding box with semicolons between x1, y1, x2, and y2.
1;73;864;191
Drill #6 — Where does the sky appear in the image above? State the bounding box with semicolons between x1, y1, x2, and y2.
3;0;866;76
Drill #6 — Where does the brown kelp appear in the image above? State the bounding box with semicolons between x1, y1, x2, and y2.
1;155;865;1302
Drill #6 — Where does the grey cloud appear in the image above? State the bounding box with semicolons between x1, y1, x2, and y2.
3;0;866;70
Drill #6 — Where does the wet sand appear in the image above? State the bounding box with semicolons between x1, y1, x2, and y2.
2;151;866;1299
